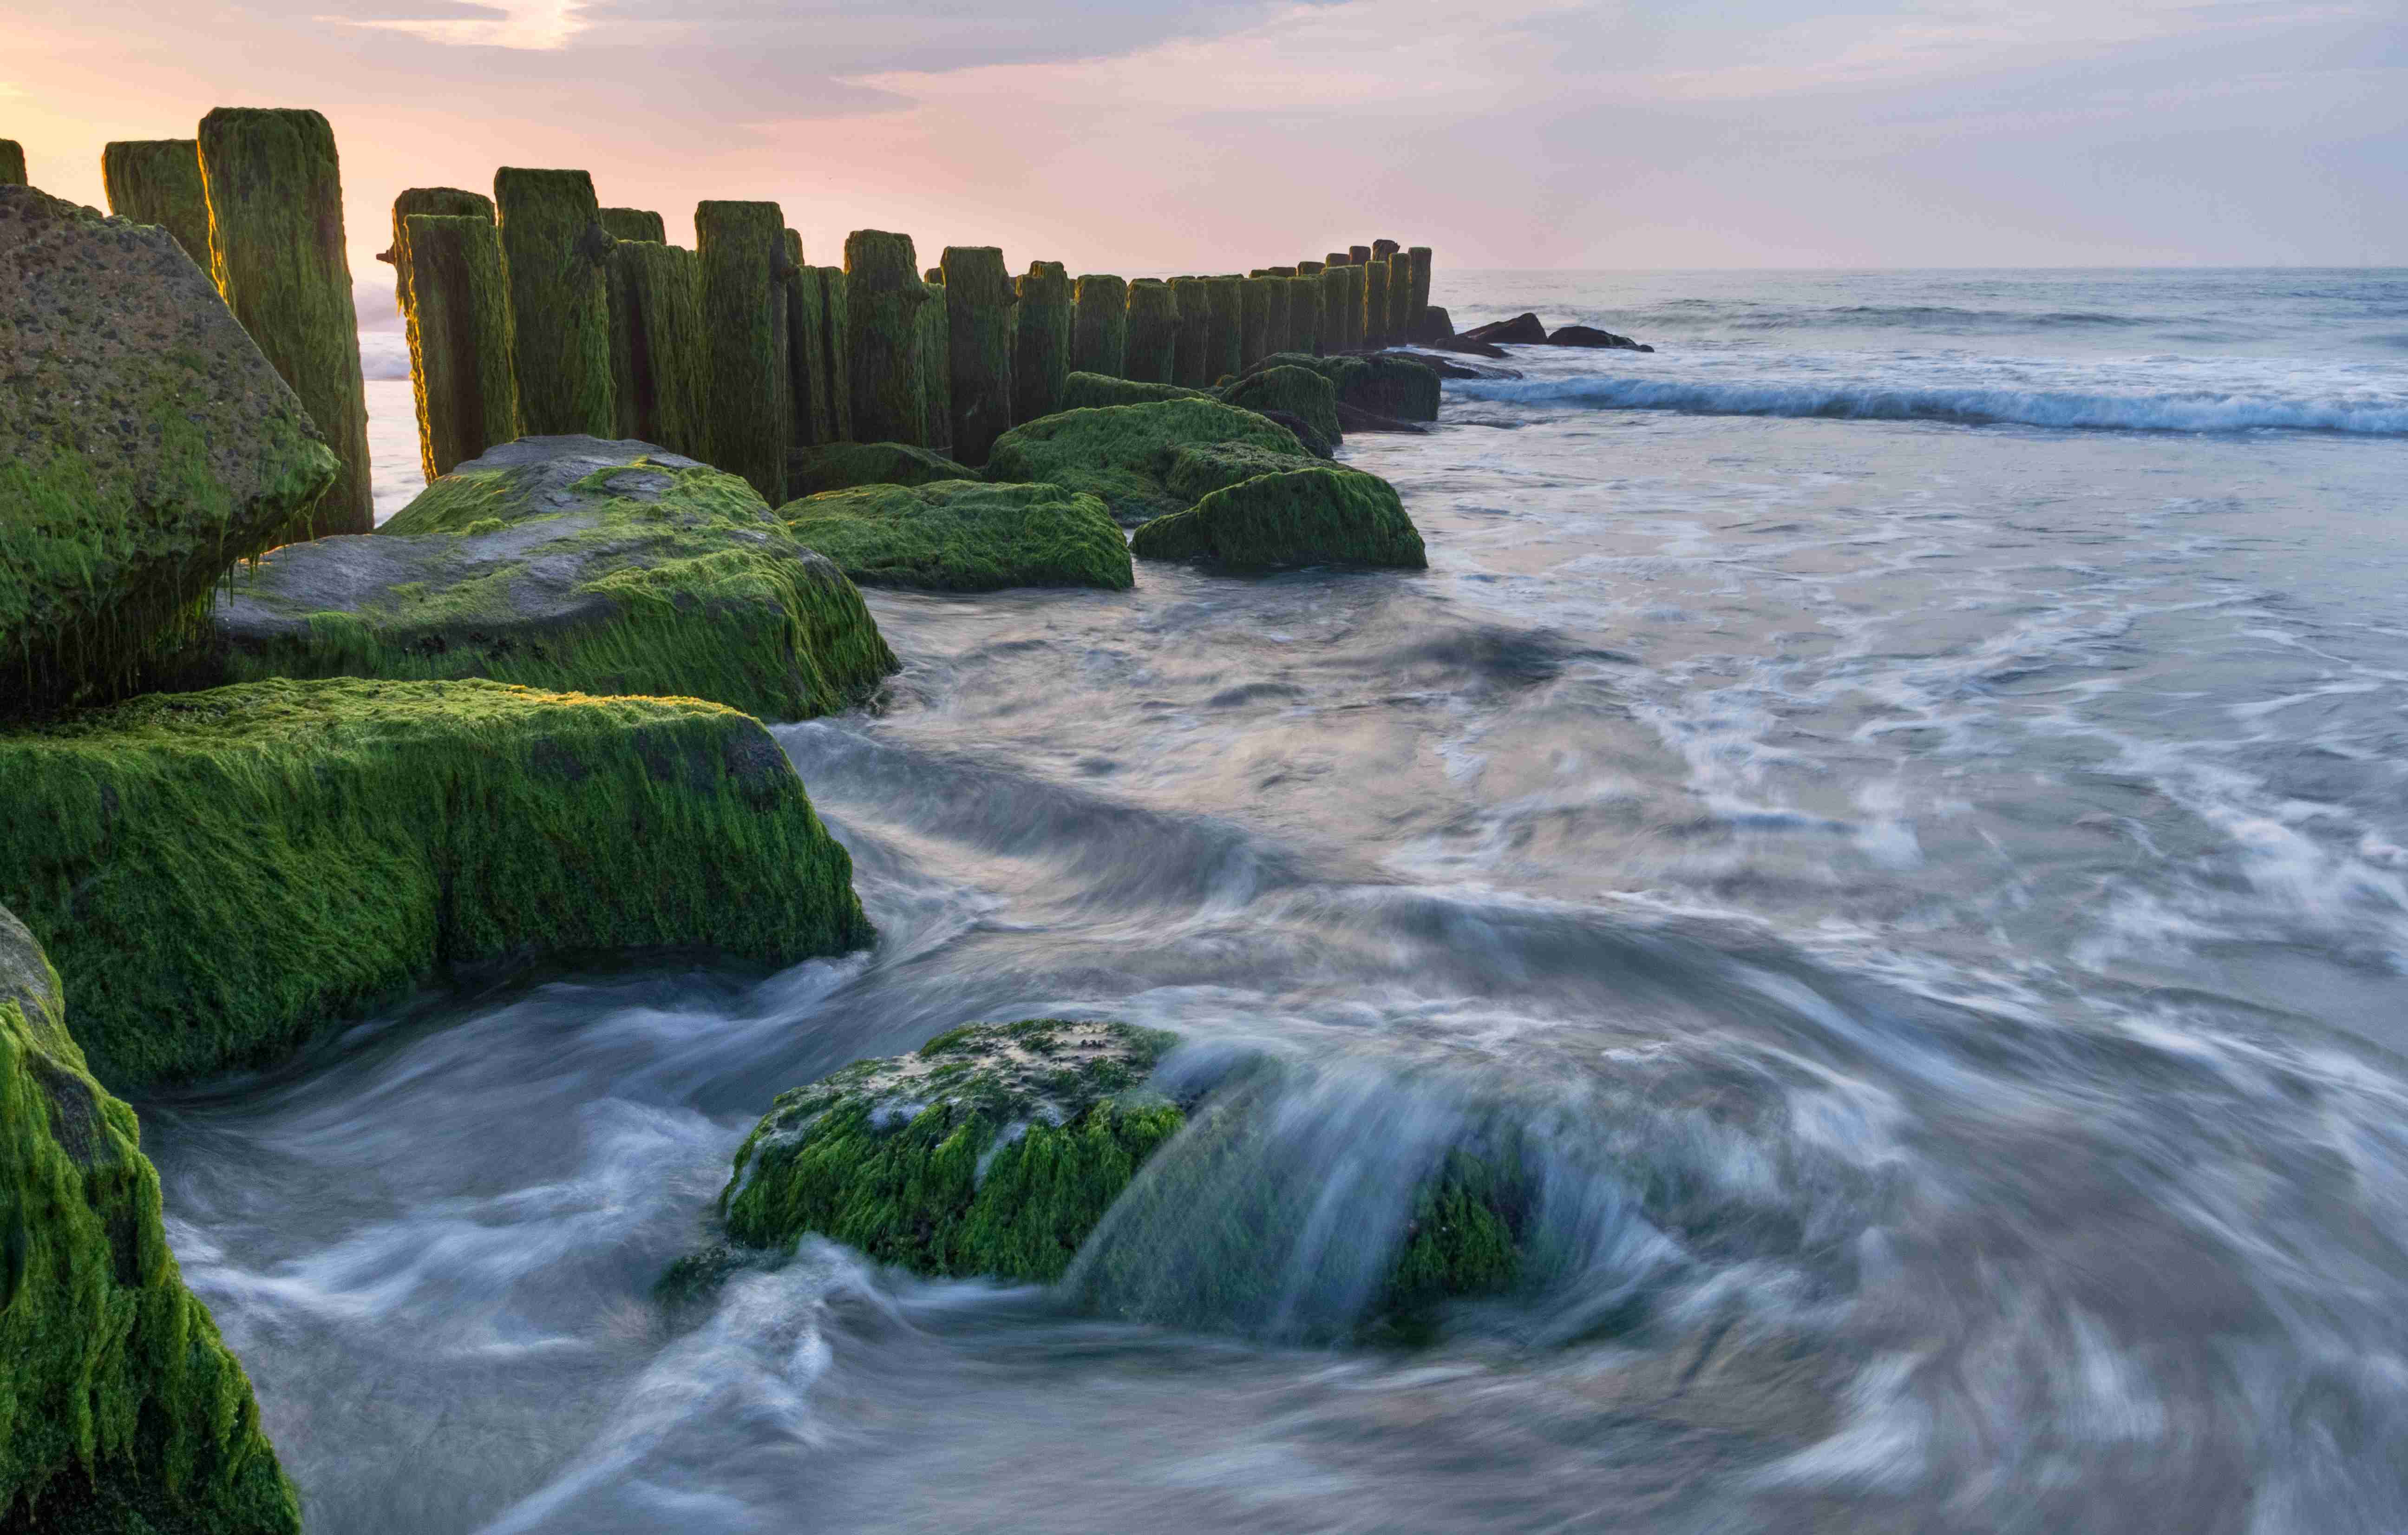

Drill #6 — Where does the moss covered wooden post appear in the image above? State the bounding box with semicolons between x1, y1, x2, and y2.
1408;245;1433;338
197;107;373;537
940;245;1014;463
101;140;210;266
1318;266;1350;355
604;239;709;459
919;277;953;454
846;229;931;445
1386;249;1414;344
0;141;22;185
1169;276;1212;387
1286;272;1321;357
785;231;836;448
1361;257;1392;349
493;166;615;439
403;213;520;479
1204;276;1243;383
383;187;489;317
1263;267;1296;356
1124;279;1176;383
1238;275;1274;369
1012;260;1073;425
1349;244;1373;267
1072;274;1128;379
601;207;664;243
818;266;853;440
1325;250;1350;269
697;200;791;497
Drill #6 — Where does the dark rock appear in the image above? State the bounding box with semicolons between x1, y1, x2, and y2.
1420;332;1511;359
1335;400;1430;435
1410;304;1453;343
1250;407;1335;459
1459;312;1548;345
1218;364;1341;447
1544;324;1652;352
786;440;978;497
1131;465;1426;572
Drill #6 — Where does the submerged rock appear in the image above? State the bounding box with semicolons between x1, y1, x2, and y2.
785;440;978;498
0;184;340;718
780;479;1132;593
0;677;873;1087
1130;465;1427;573
984;398;1307;525
1545;323;1651;352
184;436;896;722
1459;312;1548;345
1217;364;1342;447
0;905;302;1531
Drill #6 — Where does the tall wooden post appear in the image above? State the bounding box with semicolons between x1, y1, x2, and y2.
1124;279;1176;383
1072;274;1128;379
1408;246;1433;338
1169;276;1212;388
1204;276;1243;383
600;207;664;243
0;142;23;185
493;166;615;438
404;212;521;478
1012;260;1073;424
697;200;790;496
942;246;1015;463
1286;271;1321;357
607;237;707;459
846;229;931;445
101;140;211;267
1238;275;1273;368
786;236;836;448
817;266;853;441
919;276;952;454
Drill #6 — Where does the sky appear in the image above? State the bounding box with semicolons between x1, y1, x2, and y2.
7;0;2403;302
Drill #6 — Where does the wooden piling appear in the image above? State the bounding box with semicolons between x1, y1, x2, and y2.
1238;275;1275;368
698;200;791;496
1124;279;1177;384
1012;260;1073;424
1387;249;1414;344
0;142;23;185
1204;276;1243;383
493;166;615;439
1072;273;1129;380
606;237;708;459
1286;271;1322;357
817;266;854;441
1361;257;1392;349
920;276;952;454
786;239;836;448
941;246;1015;463
101;140;211;267
403;212;521;478
1408;246;1433;337
599;207;665;243
847;229;931;445
198;107;373;536
1318;267;1351;355
1169;276;1212;388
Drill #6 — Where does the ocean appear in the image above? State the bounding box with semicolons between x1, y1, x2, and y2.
166;268;2408;1532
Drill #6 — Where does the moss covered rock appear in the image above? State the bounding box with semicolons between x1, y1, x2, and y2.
1243;351;1440;422
1060;372;1209;412
0;905;302;1532
706;1020;1184;1285
183;437;895;722
0;677;874;1087
786;440;978;498
0;184;340;719
984;398;1306;525
1130;465;1427;573
779;479;1131;593
1218;364;1341;446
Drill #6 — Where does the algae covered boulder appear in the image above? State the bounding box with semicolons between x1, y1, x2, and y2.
1218;364;1341;446
0;904;303;1532
779;479;1132;593
0;184;340;718
185;436;896;722
984;397;1307;525
1244;350;1441;422
1131;465;1427;573
1060;372;1209;412
0;677;874;1087
703;1020;1184;1285
786;440;978;498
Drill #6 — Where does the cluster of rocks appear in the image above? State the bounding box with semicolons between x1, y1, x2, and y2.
1422;310;1654;357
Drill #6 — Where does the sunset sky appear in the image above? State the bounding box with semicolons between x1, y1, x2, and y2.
10;0;2403;297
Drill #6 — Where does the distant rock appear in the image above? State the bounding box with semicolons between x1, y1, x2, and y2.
1544;324;1652;352
780;479;1132;592
1459;312;1548;345
786;440;978;498
1131;465;1427;573
1420;332;1511;359
1411;304;1454;343
1237;351;1441;422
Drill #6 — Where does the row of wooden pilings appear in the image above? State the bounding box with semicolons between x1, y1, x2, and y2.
2;114;1440;525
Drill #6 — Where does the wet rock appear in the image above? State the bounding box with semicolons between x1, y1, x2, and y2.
1061;372;1210;412
0;184;339;718
1249;407;1335;459
1130;464;1427;572
1335;400;1431;435
985;397;1306;525
1218;364;1341;448
787;440;978;497
1544;324;1652;352
1236;351;1440;422
1459;313;1547;345
781;479;1131;593
1420;332;1511;359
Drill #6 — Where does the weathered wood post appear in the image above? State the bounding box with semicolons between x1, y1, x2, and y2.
1169;276;1212;387
0;142;23;184
1361;256;1392;349
1239;275;1274;368
785;231;836;448
197;107;373;536
383;187;489;316
1124;278;1177;383
1011;260;1073;425
1387;249;1414;343
1373;238;1400;262
101;140;210;265
493;166;615;439
1204;276;1243;382
378;189;499;472
919;276;952;454
600;207;664;243
1262;267;1296;356
817;266;853;441
1319;266;1351;356
847;229;931;445
1408;246;1433;338
1286;271;1321;357
698;200;791;497
404;212;521;478
604;237;708;459
941;246;1015;463
1072;274;1128;379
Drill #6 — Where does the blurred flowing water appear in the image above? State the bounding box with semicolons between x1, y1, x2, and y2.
149;269;2408;1532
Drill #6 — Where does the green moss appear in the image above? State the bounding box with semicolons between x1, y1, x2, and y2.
0;677;875;1087
1243;351;1440;422
1070;274;1128;380
605;240;708;459
785;254;837;448
405;214;521;480
0;907;302;1533
1168;277;1212;388
0;142;22;186
917;279;951;455
196;107;372;537
205;445;897;721
1407;245;1433;335
598;207;664;243
936;247;1012;465
1122;279;1177;384
1060;373;1209;411
1218;365;1341;446
815;266;853;442
1130;465;1427;572
99;139;210;269
714;1020;1182;1284
1385;251;1416;345
1319;266;1353;354
383;187;489;320
698;201;791;500
1204;276;1243;382
1263;272;1292;358
841;230;929;449
491;167;615;438
984;397;1306;525
779;479;1132;592
1361;257;1392;350
786;441;977;497
1238;275;1275;369
2;187;340;718
1283;272;1322;357
1010;261;1073;426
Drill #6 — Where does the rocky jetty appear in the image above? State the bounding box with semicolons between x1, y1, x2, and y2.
780;479;1132;592
985;397;1309;525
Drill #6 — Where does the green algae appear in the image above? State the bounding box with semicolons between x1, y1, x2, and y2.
196;107;372;537
779;479;1132;592
383;187;490;319
1167;276;1213;388
697;201;791;500
918;278;952;455
938;247;1014;465
604;239;708;459
844;230;930;448
0;677;875;1088
984;397;1306;525
787;440;977;497
1284;272;1322;356
99;139;210;268
1218;364;1341;446
1122;279;1177;383
1243;351;1440;422
1011;260;1073;426
1238;274;1275;369
0;907;302;1534
816;266;854;441
711;1020;1182;1285
0;143;21;185
1070;274;1128;380
1060;372;1209;411
598;207;664;243
1407;245;1432;335
1361;256;1392;349
405;213;521;480
786;252;837;448
492;167;615;438
1204;276;1243;382
1129;464;1427;572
